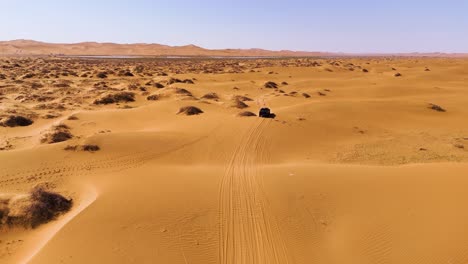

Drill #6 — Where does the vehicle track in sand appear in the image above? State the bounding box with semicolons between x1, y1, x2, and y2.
219;119;289;264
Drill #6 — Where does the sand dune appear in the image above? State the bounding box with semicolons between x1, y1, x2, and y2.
1;56;468;263
0;40;330;57
1;40;467;57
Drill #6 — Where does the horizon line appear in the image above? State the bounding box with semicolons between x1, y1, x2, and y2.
1;39;467;56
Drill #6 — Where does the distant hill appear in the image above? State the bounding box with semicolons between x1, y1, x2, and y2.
0;40;466;57
0;40;331;57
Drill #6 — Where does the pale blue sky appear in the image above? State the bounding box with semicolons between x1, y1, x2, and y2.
0;0;467;53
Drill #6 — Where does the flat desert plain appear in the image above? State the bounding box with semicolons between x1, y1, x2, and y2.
1;56;468;264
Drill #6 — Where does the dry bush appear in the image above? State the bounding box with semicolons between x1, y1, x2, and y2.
41;124;73;144
96;72;108;78
201;93;219;100
64;145;78;151
177;106;203;115
1;187;72;229
82;145;100;152
94;92;135;105
21;73;36;79
231;99;249;109
428;103;446;112
264;81;278;89
173;88;193;96
302;93;311;98
183;79;194;84
146;94;160;101
167;77;182;85
238;111;257;117
232;95;253;102
1;115;33;127
154;82;165;88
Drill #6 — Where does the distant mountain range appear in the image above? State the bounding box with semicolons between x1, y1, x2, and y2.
0;40;466;57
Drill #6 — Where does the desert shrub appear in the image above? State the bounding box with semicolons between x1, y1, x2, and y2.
134;65;144;73
96;72;108;78
21;73;35;79
238;111;256;117
231;99;248;109
183;79;194;84
147;94;160;101
232;95;253;102
26;187;72;228
264;81;278;89
428;103;446;112
167;77;182;84
82;145;100;152
173;88;192;96
302;93;311;98
94;92;135;105
177;106;203;115
1;115;33;127
154;82;165;88
201;93;219;100
2;187;72;229
64;145;78;151
41;125;73;144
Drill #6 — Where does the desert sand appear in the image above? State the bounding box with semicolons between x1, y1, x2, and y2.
1;55;468;264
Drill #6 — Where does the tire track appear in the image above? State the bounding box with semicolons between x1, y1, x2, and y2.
219;119;289;264
0;134;209;189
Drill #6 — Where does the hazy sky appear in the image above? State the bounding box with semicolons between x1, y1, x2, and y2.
1;0;467;53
